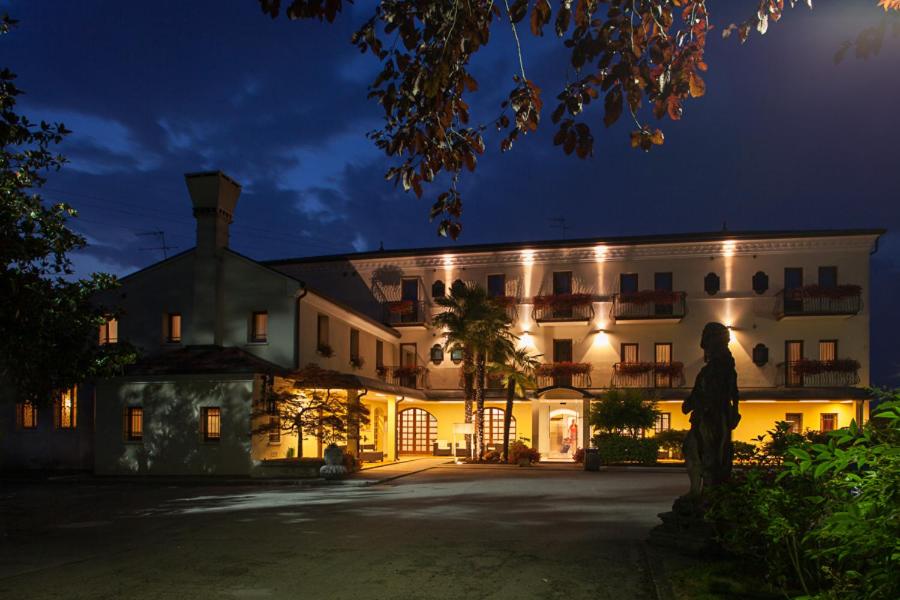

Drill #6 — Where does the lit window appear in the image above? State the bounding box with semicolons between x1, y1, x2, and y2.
654;412;671;432
268;416;281;444
166;313;182;343
485;408;515;445
99;317;118;345
16;402;37;430
820;413;838;432
784;413;803;434
251;311;268;343
56;387;77;429
125;406;143;441
202;407;221;441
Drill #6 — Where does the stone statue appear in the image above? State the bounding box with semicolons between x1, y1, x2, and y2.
649;322;740;552
682;322;740;496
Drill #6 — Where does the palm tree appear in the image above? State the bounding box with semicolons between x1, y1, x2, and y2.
492;347;542;462
434;282;513;458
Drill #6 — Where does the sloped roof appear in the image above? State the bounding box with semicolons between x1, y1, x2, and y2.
125;345;289;376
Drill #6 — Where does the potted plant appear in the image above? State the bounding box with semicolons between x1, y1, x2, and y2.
320;443;347;480
349;356;364;369
532;293;594;309
317;343;334;357
386;299;415;315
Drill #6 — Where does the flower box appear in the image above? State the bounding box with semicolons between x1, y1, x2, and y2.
316;343;334;358
615;362;655;374
786;285;862;300
349;356;364;369
490;295;519;307
618;290;681;305
536;362;592;377
386;300;415;315
531;293;594;309
653;361;684;377
791;359;860;376
392;365;423;379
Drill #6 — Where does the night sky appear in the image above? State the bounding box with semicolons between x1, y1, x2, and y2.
3;1;899;385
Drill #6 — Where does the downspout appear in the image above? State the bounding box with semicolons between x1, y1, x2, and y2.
355;388;368;459
394;395;405;462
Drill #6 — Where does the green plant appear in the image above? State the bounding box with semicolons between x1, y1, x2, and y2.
571;448;585;463
590;389;660;438
592;433;659;465
654;428;688;458
706;392;900;599
731;440;758;463
286;447;295;459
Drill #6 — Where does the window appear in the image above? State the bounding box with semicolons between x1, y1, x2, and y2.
654;412;671;433
450;347;463;363
784;413;803;434
485;408;516;445
431;280;445;298
819;340;837;361
398;408;437;454
752;343;769;366
621;343;639;363
317;314;330;348
752;271;769;295
654;272;673;291
201;407;221;441
166;313;182;343
620;273;638;294
784;267;804;290
124;406;143;441
55;387;77;429
268;416;281;444
350;329;360;361
785;340;804;386
553;339;573;362
820;413;838;432
250;311;268;343
552;271;573;295
818;266;837;288
487;274;506;298
430;344;444;363
375;340;384;369
16;402;37;430
99;317;118;345
704;272;720;296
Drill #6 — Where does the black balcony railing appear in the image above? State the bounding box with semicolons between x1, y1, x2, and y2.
457;369;507;390
535;363;592;388
532;294;595;323
774;286;862;318
612;291;686;321
377;365;428;389
382;300;430;326
777;360;861;387
611;362;685;389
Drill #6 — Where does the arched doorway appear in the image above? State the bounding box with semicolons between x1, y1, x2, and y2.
548;408;581;460
398;408;437;454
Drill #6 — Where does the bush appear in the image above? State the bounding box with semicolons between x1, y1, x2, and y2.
592;433;659;465
731;440;758;463
654;428;687;459
590;389;659;438
706;393;900;599
508;440;540;464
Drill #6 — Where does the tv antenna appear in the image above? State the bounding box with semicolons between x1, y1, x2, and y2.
549;217;570;238
137;230;177;259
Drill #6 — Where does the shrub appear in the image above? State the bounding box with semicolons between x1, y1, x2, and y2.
482;449;502;463
654;428;688;458
706;393;900;599
590;389;659;438
508;440;540;464
731;440;758;463
592;433;659;465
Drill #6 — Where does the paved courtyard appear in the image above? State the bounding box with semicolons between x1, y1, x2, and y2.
0;462;686;599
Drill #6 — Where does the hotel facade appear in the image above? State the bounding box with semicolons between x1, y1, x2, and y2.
2;171;883;475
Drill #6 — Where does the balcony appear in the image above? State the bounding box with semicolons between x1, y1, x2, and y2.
457;369;507;390
382;300;430;327
535;362;592;388
774;286;862;319
532;294;595;324
611;362;685;389
612;291;686;323
377;365;428;389
489;296;519;323
777;359;861;388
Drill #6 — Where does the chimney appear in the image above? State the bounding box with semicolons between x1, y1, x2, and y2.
185;171;242;346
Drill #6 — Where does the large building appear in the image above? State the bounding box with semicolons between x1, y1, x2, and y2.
2;171;883;474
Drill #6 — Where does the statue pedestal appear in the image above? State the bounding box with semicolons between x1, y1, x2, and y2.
648;495;720;555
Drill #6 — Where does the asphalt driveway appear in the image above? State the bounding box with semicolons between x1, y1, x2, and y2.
0;464;686;599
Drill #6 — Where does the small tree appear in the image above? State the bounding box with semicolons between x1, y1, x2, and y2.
590;389;659;438
255;365;370;458
492;347;541;462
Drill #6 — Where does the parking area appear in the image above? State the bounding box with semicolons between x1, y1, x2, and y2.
0;465;686;599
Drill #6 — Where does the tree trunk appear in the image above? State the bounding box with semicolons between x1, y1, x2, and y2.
463;349;474;455
295;417;304;458
474;353;486;459
502;378;515;463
